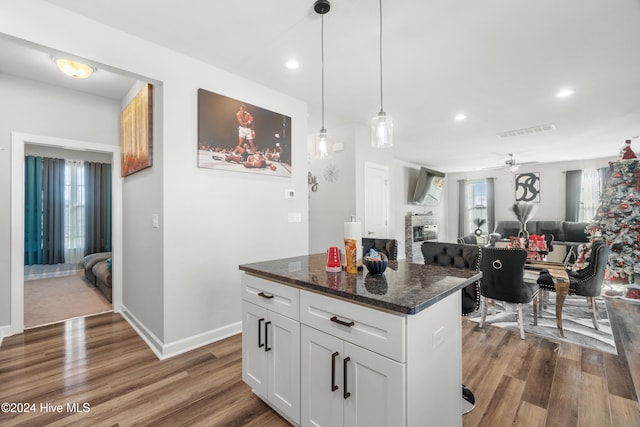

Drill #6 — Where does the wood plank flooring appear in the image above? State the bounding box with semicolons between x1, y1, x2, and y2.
1;299;639;426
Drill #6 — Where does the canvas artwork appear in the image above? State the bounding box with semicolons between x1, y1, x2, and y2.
120;83;153;177
515;172;540;202
197;88;292;177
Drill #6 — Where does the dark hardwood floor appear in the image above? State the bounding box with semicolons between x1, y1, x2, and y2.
1;299;639;426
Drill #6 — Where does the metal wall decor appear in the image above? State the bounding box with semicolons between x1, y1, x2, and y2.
515;172;540;202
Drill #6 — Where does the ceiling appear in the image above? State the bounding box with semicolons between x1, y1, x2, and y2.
4;0;640;172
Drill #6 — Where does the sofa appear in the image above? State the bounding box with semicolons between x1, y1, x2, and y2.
492;220;590;243
81;252;113;303
491;220;590;263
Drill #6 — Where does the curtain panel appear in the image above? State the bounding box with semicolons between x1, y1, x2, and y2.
85;162;112;255
24;156;43;265
42;157;66;265
565;170;582;221
486;177;495;233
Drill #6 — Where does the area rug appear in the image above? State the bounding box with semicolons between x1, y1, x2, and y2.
468;294;617;354
24;273;112;328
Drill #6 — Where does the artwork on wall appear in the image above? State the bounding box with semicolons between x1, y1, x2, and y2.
515;172;540;202
197;88;292;177
120;83;153;177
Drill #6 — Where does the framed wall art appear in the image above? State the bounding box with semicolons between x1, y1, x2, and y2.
515;172;540;202
197;88;292;177
120;83;153;177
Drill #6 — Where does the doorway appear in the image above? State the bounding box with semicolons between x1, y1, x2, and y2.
364;162;390;238
10;132;122;335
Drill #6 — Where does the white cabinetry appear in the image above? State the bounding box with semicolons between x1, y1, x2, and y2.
241;275;300;424
241;273;462;427
301;324;404;427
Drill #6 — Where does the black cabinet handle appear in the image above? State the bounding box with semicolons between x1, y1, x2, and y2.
258;292;274;299
331;352;339;392
258;318;265;348
264;321;272;352
343;357;351;399
330;316;354;327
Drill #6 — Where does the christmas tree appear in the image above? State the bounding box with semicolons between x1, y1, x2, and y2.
587;158;640;280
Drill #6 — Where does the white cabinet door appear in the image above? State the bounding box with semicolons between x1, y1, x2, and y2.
343;342;405;427
301;325;344;427
267;310;300;424
242;301;268;397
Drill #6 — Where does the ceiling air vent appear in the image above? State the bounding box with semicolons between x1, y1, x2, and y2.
496;123;556;139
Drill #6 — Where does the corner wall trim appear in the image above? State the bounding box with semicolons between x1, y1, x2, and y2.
120;307;242;361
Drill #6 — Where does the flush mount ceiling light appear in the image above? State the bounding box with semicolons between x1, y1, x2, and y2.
454;113;467;121
371;0;393;148
314;0;332;159
53;57;95;79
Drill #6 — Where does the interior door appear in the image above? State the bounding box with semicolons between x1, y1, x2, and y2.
364;163;389;238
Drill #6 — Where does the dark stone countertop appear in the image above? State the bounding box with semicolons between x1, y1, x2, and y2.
239;253;482;315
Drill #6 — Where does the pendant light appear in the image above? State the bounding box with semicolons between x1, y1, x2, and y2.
371;0;393;148
314;0;331;159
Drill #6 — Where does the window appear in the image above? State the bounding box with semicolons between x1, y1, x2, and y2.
64;160;85;263
579;169;601;222
465;180;488;235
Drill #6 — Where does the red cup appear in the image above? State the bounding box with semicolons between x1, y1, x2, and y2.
326;246;342;272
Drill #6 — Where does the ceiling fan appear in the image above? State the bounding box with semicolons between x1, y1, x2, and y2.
504;153;537;172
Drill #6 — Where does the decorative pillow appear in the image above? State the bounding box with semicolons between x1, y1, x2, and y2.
106;258;112;272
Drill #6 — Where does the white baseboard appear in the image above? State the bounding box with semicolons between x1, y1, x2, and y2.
119;305;165;359
161;321;242;360
0;325;11;347
120;306;242;360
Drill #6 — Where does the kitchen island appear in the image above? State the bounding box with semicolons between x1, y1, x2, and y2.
239;253;482;427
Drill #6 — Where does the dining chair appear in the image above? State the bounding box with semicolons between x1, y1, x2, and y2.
362;237;398;260
479;247;539;339
536;240;609;330
421;241;481;414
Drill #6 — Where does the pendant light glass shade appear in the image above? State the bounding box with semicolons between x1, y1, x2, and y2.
371;0;392;148
372;111;393;148
314;128;331;159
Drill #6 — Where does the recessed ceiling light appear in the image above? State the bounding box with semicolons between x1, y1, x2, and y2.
454;113;467;121
556;88;574;98
285;59;300;70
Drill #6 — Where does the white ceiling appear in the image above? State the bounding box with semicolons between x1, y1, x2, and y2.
6;0;640;172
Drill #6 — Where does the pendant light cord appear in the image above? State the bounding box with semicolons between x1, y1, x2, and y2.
378;0;384;114
321;13;326;130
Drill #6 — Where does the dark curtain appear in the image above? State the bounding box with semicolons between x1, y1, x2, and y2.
565;170;582;221
24;156;43;265
42;157;66;264
486;177;495;233
85;162;112;255
458;180;466;237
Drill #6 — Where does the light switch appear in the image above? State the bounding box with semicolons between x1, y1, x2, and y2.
152;213;159;228
285;189;296;199
288;212;302;223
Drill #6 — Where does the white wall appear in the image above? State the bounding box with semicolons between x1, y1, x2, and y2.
0;73;120;329
1;0;309;356
444;156;619;242
308;125;357;254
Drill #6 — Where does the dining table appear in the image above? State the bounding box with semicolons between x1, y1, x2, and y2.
525;261;570;337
